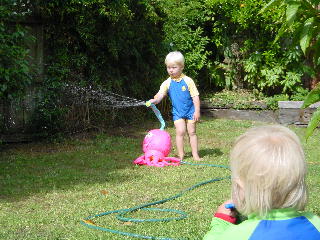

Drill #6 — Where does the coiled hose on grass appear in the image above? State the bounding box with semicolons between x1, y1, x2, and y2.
81;162;230;239
81;104;230;239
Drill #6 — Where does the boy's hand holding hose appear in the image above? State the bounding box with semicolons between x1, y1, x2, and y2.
145;99;156;107
145;101;152;107
146;93;164;107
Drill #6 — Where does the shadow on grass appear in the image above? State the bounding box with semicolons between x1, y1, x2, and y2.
184;148;224;158
199;148;223;157
0;125;158;202
0;123;226;203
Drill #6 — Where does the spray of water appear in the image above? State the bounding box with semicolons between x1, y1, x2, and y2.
64;84;146;108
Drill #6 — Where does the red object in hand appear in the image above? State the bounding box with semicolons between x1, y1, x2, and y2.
214;213;237;224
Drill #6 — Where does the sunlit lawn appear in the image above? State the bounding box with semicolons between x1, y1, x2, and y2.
1;118;320;240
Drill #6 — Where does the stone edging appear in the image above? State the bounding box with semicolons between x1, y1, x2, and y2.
201;101;320;125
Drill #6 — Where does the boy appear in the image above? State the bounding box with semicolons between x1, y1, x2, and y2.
204;125;320;239
147;51;201;161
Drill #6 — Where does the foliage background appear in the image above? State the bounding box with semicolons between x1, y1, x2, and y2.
1;0;317;137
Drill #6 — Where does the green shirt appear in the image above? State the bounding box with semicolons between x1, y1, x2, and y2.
203;208;320;240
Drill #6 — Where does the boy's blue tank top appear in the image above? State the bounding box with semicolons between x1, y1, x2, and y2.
168;78;194;121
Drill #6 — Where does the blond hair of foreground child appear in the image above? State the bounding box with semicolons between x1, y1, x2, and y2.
204;125;320;240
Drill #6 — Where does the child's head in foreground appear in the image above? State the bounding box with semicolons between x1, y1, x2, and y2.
230;125;307;217
165;51;185;68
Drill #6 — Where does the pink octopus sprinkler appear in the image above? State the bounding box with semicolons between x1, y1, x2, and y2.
133;129;180;167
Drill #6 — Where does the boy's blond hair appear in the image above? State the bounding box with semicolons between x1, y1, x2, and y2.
230;125;307;217
165;51;185;67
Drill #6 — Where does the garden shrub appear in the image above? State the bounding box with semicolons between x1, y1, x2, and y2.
0;0;35;132
1;0;317;138
161;0;310;97
21;0;168;135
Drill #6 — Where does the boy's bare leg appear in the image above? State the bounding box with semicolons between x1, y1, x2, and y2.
174;119;186;160
187;121;201;161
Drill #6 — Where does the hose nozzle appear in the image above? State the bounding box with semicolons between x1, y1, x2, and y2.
145;101;151;107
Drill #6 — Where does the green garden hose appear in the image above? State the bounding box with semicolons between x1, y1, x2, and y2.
80;103;230;239
80;162;230;240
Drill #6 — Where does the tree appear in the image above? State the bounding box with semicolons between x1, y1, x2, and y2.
261;0;320;65
262;0;320;139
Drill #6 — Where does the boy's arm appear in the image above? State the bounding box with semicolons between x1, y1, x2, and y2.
192;95;200;121
147;79;169;105
149;92;165;105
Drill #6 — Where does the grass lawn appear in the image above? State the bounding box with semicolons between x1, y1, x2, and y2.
1;118;320;240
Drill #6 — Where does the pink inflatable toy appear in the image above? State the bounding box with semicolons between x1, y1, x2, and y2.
133;129;180;167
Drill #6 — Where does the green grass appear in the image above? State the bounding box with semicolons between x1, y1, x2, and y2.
1;118;320;240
